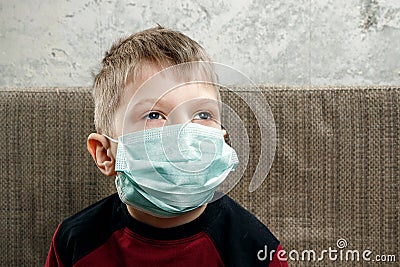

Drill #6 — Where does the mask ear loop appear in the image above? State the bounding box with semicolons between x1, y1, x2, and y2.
102;134;118;143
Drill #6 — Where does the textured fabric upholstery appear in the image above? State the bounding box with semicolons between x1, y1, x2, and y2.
0;87;398;266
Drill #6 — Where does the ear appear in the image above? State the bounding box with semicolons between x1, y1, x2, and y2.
87;133;116;176
222;129;227;139
221;128;231;145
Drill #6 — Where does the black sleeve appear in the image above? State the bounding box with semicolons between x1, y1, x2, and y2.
205;195;280;267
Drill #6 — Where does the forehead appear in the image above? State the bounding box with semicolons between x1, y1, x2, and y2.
124;64;219;108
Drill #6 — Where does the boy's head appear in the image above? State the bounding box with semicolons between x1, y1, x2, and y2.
92;25;213;137
88;26;225;177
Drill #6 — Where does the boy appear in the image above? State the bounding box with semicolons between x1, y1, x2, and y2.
45;26;288;267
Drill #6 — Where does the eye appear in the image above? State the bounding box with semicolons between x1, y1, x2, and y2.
193;111;212;120
146;111;165;120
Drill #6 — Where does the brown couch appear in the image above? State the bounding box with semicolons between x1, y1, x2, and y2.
0;86;398;266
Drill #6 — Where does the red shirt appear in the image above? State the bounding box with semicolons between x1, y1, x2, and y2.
45;194;288;267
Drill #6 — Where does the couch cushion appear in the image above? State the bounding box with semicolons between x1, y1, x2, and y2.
0;86;398;266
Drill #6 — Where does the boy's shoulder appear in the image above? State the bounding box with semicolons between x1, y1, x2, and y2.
205;194;280;266
57;193;123;235
209;193;278;241
54;193;123;266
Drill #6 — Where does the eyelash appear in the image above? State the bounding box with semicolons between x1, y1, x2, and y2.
145;111;214;121
145;111;165;120
193;111;213;120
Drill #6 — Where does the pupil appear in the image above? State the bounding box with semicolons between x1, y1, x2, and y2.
199;112;208;119
149;113;158;119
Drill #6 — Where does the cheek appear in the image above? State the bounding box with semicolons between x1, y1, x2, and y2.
113;108;126;137
144;120;166;129
192;119;221;129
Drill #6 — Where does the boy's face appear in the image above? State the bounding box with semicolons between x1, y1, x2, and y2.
113;65;222;138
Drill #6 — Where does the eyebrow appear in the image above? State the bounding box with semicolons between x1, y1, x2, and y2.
132;97;219;111
132;98;172;111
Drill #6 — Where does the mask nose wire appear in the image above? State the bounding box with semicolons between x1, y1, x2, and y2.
102;134;118;143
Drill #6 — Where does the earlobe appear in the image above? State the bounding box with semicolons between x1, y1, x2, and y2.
87;133;117;176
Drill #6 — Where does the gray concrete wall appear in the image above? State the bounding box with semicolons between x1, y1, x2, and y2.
0;0;399;87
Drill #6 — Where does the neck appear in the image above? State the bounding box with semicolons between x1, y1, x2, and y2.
126;205;207;229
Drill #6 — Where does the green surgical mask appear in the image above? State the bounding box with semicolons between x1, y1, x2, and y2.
110;123;238;218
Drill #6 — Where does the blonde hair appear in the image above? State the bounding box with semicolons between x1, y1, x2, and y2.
92;26;212;136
